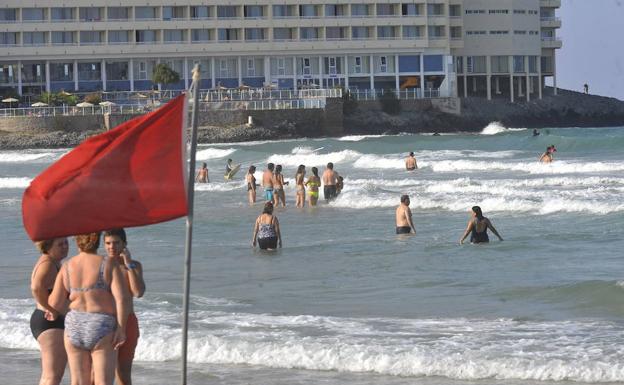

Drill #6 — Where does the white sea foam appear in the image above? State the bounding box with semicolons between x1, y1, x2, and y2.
0;177;31;189
268;150;361;167
195;181;246;192
196;148;236;160
337;134;388;142
430;159;624;174
480;121;526;135
0;151;58;162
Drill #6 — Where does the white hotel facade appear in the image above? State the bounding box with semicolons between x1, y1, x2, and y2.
0;0;560;101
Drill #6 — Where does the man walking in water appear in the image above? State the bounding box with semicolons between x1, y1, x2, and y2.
405;152;417;170
195;162;209;183
322;162;339;201
395;195;416;234
262;163;275;202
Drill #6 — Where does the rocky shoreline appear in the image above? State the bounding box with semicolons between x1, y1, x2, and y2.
1;88;623;149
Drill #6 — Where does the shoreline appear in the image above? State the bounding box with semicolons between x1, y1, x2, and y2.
1;88;623;149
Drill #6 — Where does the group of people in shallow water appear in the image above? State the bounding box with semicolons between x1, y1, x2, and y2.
29;229;144;385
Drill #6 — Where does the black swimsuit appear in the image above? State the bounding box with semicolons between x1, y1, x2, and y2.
30;263;65;339
470;218;490;243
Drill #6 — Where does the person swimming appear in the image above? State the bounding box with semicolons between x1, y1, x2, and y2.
395;195;416;234
539;146;553;163
532;129;540;137
459;206;503;244
405;152;417;170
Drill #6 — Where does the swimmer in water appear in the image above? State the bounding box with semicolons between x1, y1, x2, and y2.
405;152;417;171
459;206;503;244
395;195;416;234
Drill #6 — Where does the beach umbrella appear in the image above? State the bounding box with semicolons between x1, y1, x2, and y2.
76;102;94;107
132;93;148;99
59;90;72;96
99;101;116;107
31;102;48;107
2;97;19;103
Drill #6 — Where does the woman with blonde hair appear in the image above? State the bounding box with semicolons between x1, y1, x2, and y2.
294;165;306;208
48;232;130;385
30;237;69;385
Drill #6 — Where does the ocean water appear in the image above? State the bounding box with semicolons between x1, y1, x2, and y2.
1;123;624;385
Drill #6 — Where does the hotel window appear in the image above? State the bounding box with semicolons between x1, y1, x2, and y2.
325;4;347;17
467;56;486;73
219;60;229;77
22;63;44;82
51;8;74;21
245;28;265;41
402;4;421;16
379;56;388;73
403;26;422;39
272;5;296;18
191;6;210;19
108;31;129;44
218;28;240;41
106;61;129;80
78;62;101;81
273;28;294;41
514;9;526;14
377;4;398;16
354;57;362;73
244;6;264;18
327;57;337;75
529;56;538;73
108;7;130;21
300;27;319;40
52;31;74;45
377;26;397;39
164;30;184;43
489;9;509;14
465;9;485;14
0;9;17;22
428;26;445;38
0;32;19;46
528;10;538;15
489;30;509;35
450;26;462;39
514;30;527;35
135;7;158;20
247;59;255;76
299;5;319;18
490;56;509;73
135;30;157;44
351;4;370;17
50;63;73;81
191;29;211;42
217;6;238;18
22;8;45;22
449;5;461;17
138;62;147;79
79;8;102;21
513;56;525;73
80;31;103;45
326;27;346;40
352;27;370;39
302;58;311;75
455;57;463;74
427;4;444;16
163;6;186;20
277;58;286;76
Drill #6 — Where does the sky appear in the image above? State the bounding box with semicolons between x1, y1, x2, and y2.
555;0;624;100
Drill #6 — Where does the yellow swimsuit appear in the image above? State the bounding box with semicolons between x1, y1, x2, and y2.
307;181;320;198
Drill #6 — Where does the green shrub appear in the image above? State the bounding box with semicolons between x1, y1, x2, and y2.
84;92;102;105
379;89;401;115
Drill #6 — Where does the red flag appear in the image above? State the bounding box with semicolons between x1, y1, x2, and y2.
22;94;188;241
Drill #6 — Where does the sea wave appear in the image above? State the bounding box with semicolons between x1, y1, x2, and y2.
268;150;362;167
480;121;526;135
337;134;389;142
0;177;31;189
0;151;59;163
196;148;236;160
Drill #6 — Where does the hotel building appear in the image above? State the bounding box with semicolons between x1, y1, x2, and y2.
0;0;560;101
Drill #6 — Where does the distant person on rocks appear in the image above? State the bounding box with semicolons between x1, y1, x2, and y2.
252;201;282;250
262;163;275;202
584;83;589;94
539;146;553;163
295;165;306;208
195;163;209;183
30;237;69;385
395;195;416;234
459;206;503;244
405;152;418;170
532;129;540;137
322;162;339;201
246;165;257;205
306;167;321;206
103;229;145;385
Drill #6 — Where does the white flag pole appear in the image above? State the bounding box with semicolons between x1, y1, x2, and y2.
181;65;201;385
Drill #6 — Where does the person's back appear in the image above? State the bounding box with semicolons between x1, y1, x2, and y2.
263;170;273;187
470;217;490;243
395;195;415;234
322;169;337;186
405;152;417;170
65;252;117;315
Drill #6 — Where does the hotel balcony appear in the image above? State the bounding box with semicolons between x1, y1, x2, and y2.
541;37;562;49
540;0;561;8
540;17;561;28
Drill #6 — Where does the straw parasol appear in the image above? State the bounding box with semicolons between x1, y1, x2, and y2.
99;101;116;107
2;97;19;103
59;90;72;96
31;102;48;107
76;102;94;107
131;93;148;99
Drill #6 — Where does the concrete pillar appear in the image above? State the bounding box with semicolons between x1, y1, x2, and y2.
485;55;491;100
538;56;543;99
184;58;189;89
369;55;374;90
264;56;270;86
420;54;425;98
525;56;530;102
495;76;500;94
509;55;514;103
463;56;467;98
394;54;400;93
17;60;22;96
73;60;78;91
45;61;51;92
211;57;216;88
292;56;297;89
318;56;323;87
237;56;243;86
129;59;134;91
101;60;107;91
344;55;349;90
552;51;558;96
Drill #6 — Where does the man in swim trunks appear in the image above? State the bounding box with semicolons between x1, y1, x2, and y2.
405;152;417;170
322;162;339;201
262;163;275;202
195;162;209;183
225;159;233;176
395;195;416;234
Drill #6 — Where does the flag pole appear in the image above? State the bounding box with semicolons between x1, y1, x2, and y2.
181;65;200;385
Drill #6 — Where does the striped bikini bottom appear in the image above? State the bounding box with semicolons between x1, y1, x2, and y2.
65;310;116;350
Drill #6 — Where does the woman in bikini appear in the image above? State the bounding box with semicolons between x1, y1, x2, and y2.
306;167;321;206
48;233;130;385
294;164;306;208
30;237;69;385
272;164;288;207
459;206;504;244
246;165;257;205
252;202;282;250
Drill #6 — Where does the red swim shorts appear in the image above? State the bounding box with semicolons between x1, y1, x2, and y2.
119;312;140;362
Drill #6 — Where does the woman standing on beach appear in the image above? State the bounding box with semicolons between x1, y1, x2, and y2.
459;206;504;244
306;167;321;206
48;233;130;385
246;165;257;205
272;164;288;207
252;202;282;250
30;237;69;385
294;165;306;208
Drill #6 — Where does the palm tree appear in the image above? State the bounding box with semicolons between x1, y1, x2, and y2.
151;64;181;90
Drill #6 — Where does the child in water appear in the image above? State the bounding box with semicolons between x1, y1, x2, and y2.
336;176;344;196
